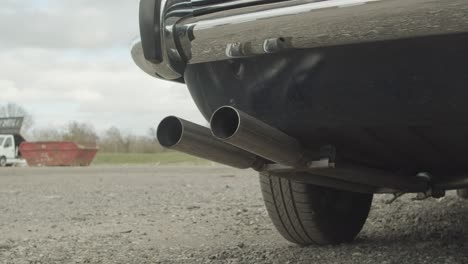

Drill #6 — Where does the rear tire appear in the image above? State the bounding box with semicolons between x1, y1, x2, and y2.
260;172;373;245
457;189;468;199
0;157;6;167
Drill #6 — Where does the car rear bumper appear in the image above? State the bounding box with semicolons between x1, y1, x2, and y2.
132;0;468;81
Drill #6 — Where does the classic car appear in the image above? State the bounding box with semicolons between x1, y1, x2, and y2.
132;0;468;245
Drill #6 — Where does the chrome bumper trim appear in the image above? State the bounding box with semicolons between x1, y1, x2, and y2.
133;0;468;80
181;0;468;64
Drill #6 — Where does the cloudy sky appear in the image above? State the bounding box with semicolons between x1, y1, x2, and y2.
0;0;204;135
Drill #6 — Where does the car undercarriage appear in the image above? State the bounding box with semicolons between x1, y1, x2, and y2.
133;0;468;245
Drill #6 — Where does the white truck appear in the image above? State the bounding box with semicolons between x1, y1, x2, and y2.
0;117;26;167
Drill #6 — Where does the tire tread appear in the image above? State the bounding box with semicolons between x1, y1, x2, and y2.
260;173;372;245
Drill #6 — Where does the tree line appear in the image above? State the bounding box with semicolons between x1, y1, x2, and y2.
1;103;164;153
31;123;164;153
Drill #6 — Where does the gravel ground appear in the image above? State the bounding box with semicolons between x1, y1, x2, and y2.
0;166;467;264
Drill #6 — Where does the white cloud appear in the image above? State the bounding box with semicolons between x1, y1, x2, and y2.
0;0;139;49
0;1;205;135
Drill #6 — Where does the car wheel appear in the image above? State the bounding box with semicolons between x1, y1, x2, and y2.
260;172;373;245
457;189;468;199
0;156;7;167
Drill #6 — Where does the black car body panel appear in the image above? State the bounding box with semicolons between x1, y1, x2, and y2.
185;33;468;177
134;0;468;187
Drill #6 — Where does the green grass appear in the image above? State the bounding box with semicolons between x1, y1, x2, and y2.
92;152;210;165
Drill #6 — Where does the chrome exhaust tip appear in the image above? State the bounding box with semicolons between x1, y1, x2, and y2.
157;116;263;169
210;106;307;167
210;106;240;140
157;116;184;148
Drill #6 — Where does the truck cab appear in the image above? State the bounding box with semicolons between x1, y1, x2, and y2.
0;134;26;167
0;117;26;167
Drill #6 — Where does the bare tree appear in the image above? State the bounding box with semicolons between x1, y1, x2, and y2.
62;121;98;147
98;126;164;153
30;127;62;141
0;103;34;133
126;134;164;153
99;127;126;152
148;127;158;143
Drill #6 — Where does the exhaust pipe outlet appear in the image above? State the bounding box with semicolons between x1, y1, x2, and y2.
157;116;263;169
210;106;308;167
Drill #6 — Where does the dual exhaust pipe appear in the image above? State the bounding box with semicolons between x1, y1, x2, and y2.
157;106;312;171
157;106;431;194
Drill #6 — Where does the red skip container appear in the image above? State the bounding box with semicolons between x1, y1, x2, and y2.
19;141;98;167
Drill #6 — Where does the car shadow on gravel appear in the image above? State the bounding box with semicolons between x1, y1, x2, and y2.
343;196;468;263
169;197;468;264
